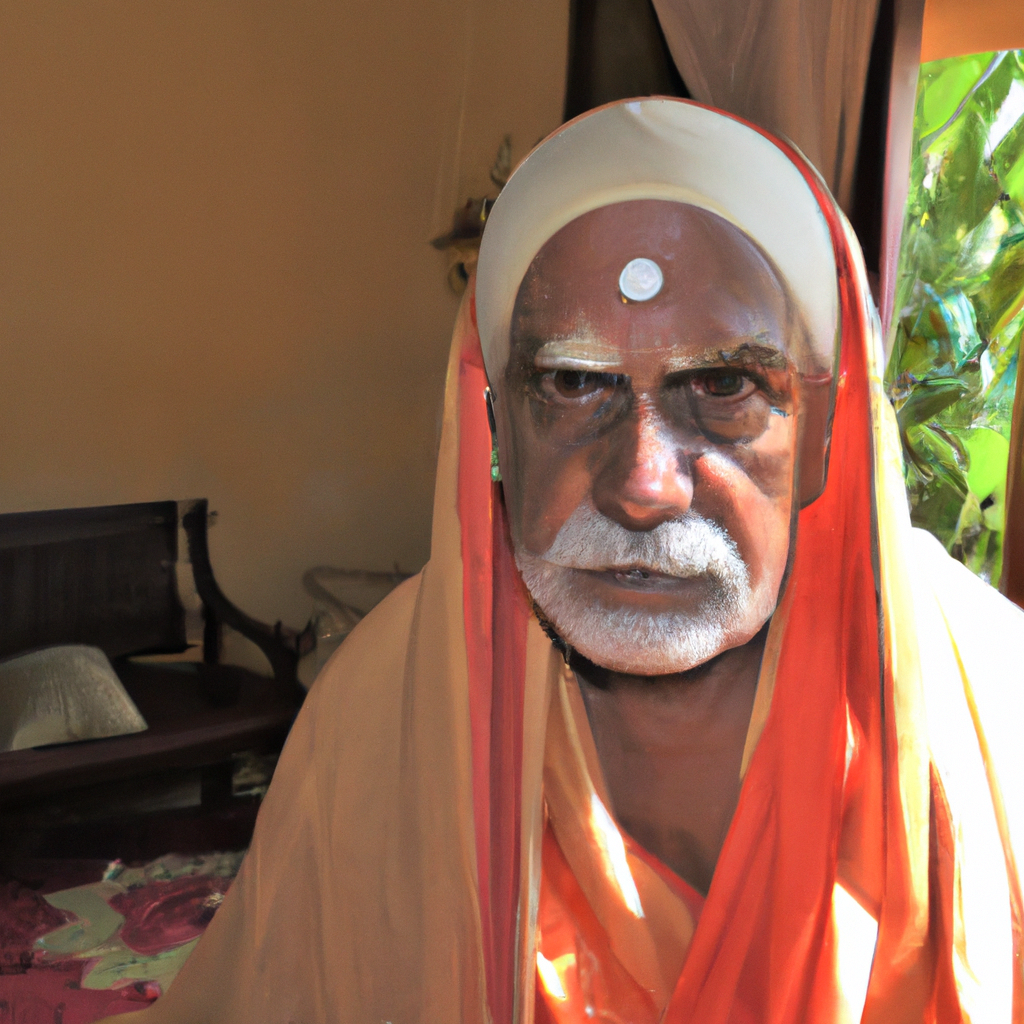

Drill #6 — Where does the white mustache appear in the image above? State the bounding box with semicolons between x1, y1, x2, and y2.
514;503;754;673
539;504;748;584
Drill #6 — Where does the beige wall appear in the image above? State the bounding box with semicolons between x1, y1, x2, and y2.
0;2;568;638
921;0;1024;62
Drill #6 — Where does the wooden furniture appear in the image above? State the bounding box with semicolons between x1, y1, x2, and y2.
0;499;315;806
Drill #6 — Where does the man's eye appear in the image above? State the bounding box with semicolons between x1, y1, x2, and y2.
542;370;619;399
692;372;754;398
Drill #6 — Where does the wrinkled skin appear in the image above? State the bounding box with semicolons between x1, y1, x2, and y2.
497;200;799;654
492;199;803;892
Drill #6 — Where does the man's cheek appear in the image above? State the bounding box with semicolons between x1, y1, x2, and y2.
733;447;798;502
516;454;594;556
692;450;793;555
499;404;580;552
695;428;798;506
520;482;587;555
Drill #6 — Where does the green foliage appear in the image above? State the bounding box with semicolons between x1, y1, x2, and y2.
886;50;1024;584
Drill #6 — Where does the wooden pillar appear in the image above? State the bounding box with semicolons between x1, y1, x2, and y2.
1002;367;1024;608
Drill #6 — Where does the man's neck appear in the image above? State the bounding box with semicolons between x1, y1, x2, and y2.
572;627;768;895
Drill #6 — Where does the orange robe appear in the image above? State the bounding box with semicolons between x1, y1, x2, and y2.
104;109;1024;1024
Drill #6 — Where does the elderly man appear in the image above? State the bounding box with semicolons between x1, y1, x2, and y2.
113;100;1024;1024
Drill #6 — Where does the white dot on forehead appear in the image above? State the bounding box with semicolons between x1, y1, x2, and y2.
618;258;663;302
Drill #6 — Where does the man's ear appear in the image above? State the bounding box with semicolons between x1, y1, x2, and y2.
796;372;836;507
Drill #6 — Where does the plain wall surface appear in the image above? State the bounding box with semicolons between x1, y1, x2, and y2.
0;2;569;636
921;0;1024;62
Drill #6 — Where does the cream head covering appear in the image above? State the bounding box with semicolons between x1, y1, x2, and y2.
476;98;840;383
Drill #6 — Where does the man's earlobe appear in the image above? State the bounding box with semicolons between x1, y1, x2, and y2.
797;373;836;507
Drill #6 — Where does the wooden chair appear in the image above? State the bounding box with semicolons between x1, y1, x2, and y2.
0;499;314;806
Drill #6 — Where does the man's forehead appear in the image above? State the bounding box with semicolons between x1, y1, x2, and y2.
510;200;793;368
519;200;778;279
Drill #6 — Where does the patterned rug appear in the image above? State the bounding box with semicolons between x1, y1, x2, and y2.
0;851;244;1023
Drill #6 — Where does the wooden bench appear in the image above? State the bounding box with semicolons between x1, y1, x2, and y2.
0;499;315;807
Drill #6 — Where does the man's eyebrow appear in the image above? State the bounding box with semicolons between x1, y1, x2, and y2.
529;337;791;373
662;341;790;373
721;342;789;369
532;337;621;370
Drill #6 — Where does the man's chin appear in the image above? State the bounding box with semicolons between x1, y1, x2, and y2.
533;597;748;676
516;551;763;676
565;628;730;676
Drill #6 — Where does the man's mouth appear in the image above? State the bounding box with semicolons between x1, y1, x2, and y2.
576;565;708;592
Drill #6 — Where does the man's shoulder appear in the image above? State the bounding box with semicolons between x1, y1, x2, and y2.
267;570;424;803
306;570;423;704
908;527;1024;667
909;528;1024;854
908;528;1023;719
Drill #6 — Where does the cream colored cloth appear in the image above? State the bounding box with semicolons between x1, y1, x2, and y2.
103;308;1024;1021
103;107;1024;1021
104;526;1024;1024
102;288;561;1024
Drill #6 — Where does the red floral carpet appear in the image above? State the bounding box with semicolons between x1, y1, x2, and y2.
0;852;243;1024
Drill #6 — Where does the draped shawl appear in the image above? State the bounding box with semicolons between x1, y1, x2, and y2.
110;102;1024;1024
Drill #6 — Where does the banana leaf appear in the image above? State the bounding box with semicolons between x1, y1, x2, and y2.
886;49;1024;584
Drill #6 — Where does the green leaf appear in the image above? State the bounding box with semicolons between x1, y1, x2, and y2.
919;53;997;138
904;422;969;493
961;425;1010;499
886;49;1024;583
897;376;970;430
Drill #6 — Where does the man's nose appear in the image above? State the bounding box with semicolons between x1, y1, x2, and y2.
593;399;694;530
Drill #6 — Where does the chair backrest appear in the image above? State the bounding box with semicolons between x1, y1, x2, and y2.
0;501;188;660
